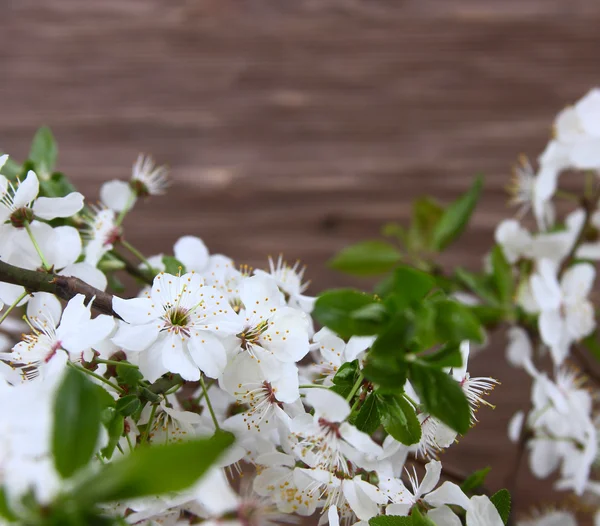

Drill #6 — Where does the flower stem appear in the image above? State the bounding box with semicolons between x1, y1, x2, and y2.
200;376;220;431
299;384;329;389
115;192;136;227
24;221;51;270
0;290;27;326
120;239;155;275
96;358;138;368
346;372;364;403
67;361;126;395
141;403;158;445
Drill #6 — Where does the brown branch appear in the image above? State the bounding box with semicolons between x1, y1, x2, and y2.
111;249;154;285
0;259;119;318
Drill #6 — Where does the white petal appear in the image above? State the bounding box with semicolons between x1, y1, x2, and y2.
46;226;82;269
33;193;84;220
427;506;462;526
174;235;210;272
112;296;158;325
0;282;26;306
270;362;300;404
386;503;412;516
304;388;350;422
506;326;532;368
571;137;600;169
562;263;595;304
112;322;160;352
342;479;381;521
508;411;524;443
328;506;340;526
62;315;115;355
565;301;595;340
531;259;561;310
239;274;284;316
187;332;227;379
425;481;470;510
161;334;199;381
466;496;504;526
27;292;62;327
538;309;564;348
340;423;383;457
529;439;561;478
419;460;442;496
60;263;107;291
100;180;136;212
13;171;39;208
138;337;169;382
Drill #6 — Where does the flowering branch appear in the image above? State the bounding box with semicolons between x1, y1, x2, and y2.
0;259;118;317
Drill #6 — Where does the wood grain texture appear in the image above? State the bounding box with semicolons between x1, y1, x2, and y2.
3;0;600;519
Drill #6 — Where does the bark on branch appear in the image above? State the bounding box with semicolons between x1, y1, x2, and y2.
0;259;118;317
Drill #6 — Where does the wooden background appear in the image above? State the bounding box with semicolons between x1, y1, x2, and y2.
3;0;600;520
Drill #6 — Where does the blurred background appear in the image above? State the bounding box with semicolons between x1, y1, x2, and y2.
3;0;600;519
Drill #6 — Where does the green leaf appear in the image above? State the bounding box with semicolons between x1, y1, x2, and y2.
420;343;463;368
73;431;234;505
313;290;385;339
491;245;514;305
330;360;360;398
434;300;484;344
107;273;126;294
0;155;22;180
490;489;511;524
0;487;18;522
581;331;600;362
351;303;389;325
460;466;491;494
162;256;186;276
408;363;471;434
370;516;413;526
454;267;498;305
52;367;102;478
363;354;407;389
329;241;402;276
101;414;125;460
116;364;143;388
410;508;436;526
29;126;57;177
431;175;483;251
386;266;435;311
377;394;421;445
39;172;77;198
408;196;445;251
354;394;380;435
370;314;414;358
116;395;142;417
469;305;506;326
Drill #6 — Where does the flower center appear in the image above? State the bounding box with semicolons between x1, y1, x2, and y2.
237;321;269;350
318;417;342;439
163;306;191;337
9;206;34;228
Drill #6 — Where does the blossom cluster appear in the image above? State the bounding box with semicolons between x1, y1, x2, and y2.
2;88;600;526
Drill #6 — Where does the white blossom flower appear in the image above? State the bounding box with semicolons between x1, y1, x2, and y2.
112;271;242;382
83;206;120;266
495;219;533;264
531;259;596;365
0;169;84;226
0;293;115;379
517;509;577;526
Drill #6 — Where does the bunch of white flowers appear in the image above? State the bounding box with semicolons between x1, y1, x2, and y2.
2;89;600;526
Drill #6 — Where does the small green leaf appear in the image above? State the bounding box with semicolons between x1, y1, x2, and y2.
0;155;22;180
116;364;143;388
454;267;498;306
116;395;142;417
0;487;18;522
386;266;436;312
434;300;484;344
329;241;402;276
330;360;360;399
460;466;491;493
491;245;514;306
420;343;463;368
52;367;102;479
369;516;413;526
581;332;600;362
29;126;57;177
162;256;186;276
107;273;126;294
469;305;506;326
408;363;470;434
354;394;380;435
410;508;436;525
490;489;511;524
408;196;444;251
73;432;234;505
351;303;389;324
370;314;414;358
101;414;125;460
313;290;385;339
39;172;77;198
377;394;421;445
431;175;483;251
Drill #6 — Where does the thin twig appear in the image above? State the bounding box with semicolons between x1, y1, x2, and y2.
0;259;119;317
